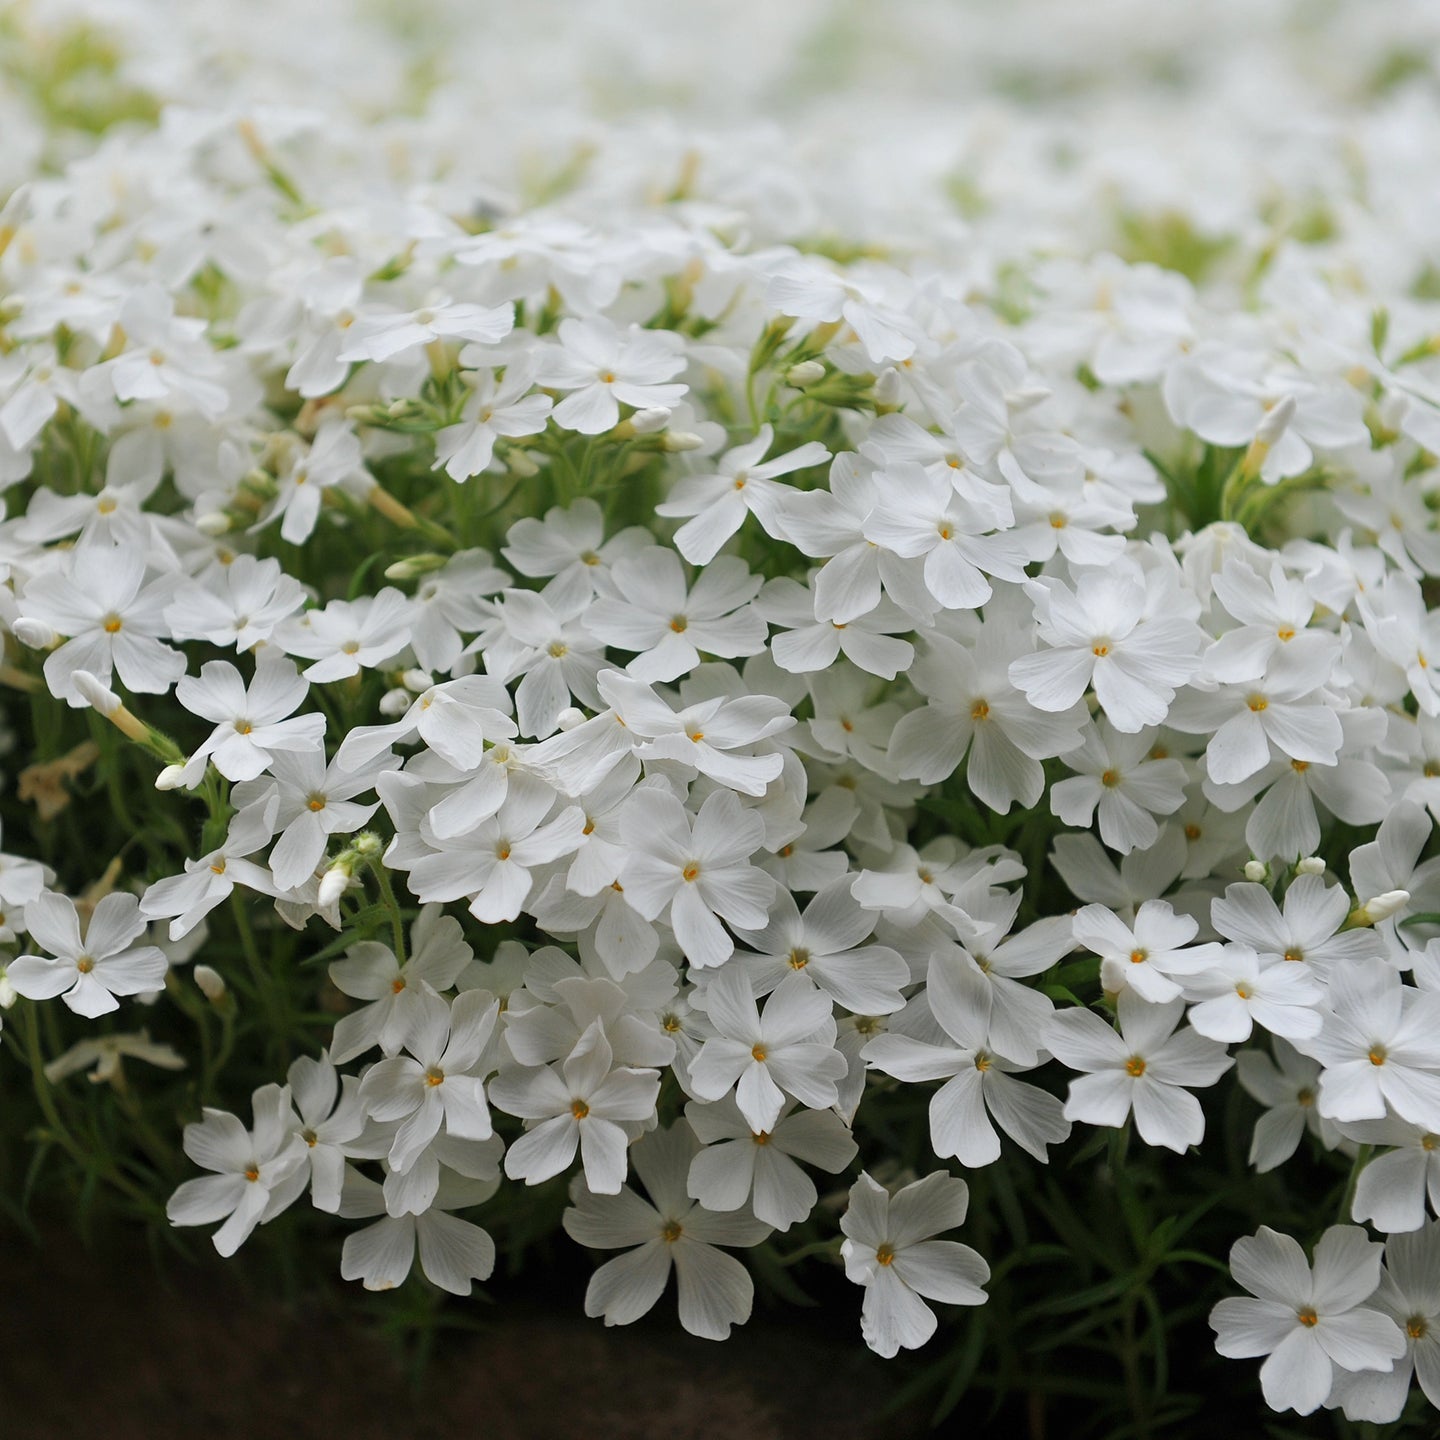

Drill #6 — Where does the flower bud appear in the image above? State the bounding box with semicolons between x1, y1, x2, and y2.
194;965;228;1004
1244;860;1268;882
872;368;903;409
556;706;587;731
504;448;541;477
629;407;672;434
72;670;122;717
784;359;826;388
155;763;190;791
1351;889;1410;926
1296;856;1326;876
383;554;446;581
378;687;413;716
194;512;232;536
317;867;351;907
662;430;704;452
11;618;56;649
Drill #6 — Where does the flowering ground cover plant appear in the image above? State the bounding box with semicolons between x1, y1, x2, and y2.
10;1;1440;1434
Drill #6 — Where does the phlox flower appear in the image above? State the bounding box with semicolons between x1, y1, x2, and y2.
562;1121;771;1341
1210;1225;1403;1416
840;1171;989;1359
166;1083;309;1256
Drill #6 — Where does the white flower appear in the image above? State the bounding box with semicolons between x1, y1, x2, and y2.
619;787;775;970
1050;720;1189;855
562;1121;771;1341
277;589;416;683
43;1028;186;1085
405;777;586;923
1009;562;1203;733
164;554;307;652
657;424;828;565
889;622;1084;813
491;1021;660;1194
20;545;185;705
1211;873;1384;975
863;952;1070;1166
861;462;1029;611
1344;1116;1440;1233
433;357;553;481
359;989;500;1191
173;652;324;785
1328;1224;1440;1421
166;1084;309;1256
1209;1225;1403;1416
1046;990;1233;1152
328;904;474;1063
1235;1039;1339;1172
730;879;909;1016
684;1095;856;1231
338;1166;498;1296
1180;944;1324;1044
839;1170;989;1359
688;966;846;1132
1072;898;1223;1005
585;548;766;684
286;1050;365;1213
1299;958;1440;1130
8;891;168;1019
538;317;687;435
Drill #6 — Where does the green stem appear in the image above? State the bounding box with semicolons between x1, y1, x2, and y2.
370;861;408;964
9;1002;158;1212
1337;1144;1373;1224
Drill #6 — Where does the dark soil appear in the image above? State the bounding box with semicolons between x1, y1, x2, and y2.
0;1229;930;1440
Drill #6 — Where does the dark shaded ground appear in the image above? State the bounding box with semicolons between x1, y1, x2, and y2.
0;1230;929;1440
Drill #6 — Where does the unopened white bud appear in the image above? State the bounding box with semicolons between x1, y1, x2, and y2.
401;669;433;693
72;670;121;716
1008;384;1051;412
383;554;445;581
556;706;586;731
317;867;351;907
504;448;540;477
11;618;56;649
1256;394;1297;448
194;965;227;1003
784;359;826;388
1354;889;1410;925
155;763;189;791
629;407;672;434
872;368;903;407
662;430;704;453
1296;856;1326;876
378;687;412;716
1244;860;1268;882
194;512;232;536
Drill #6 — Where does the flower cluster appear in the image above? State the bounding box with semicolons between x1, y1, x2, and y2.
6;0;1440;1419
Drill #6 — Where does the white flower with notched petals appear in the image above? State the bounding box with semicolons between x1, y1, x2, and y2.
1046;990;1233;1151
619;787;775;970
562;1121;771;1341
840;1170;989;1359
491;1021;660;1194
166;1083;309;1256
1209;1225;1403;1416
1009;562;1203;733
684;1095;856;1232
8;891;168;1019
688;965;846;1132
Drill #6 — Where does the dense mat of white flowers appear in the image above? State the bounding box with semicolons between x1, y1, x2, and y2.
10;0;1440;1425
